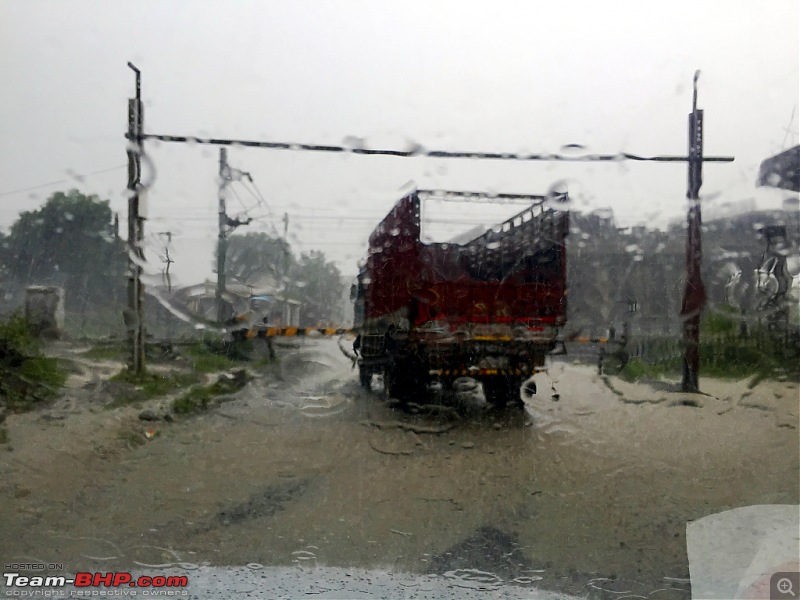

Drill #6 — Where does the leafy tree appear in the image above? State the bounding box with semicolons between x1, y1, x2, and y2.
0;231;9;282
1;190;125;312
290;250;344;326
223;232;292;286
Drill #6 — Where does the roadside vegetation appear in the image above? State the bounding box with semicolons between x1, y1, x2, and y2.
618;312;798;383
182;336;254;372
0;313;67;412
104;369;201;409
83;334;269;371
81;344;127;361
172;370;250;414
101;335;266;410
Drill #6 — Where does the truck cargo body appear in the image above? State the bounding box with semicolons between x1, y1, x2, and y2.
354;191;568;405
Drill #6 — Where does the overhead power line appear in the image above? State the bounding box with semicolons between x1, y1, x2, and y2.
241;178;273;215
0;165;127;198
131;133;735;164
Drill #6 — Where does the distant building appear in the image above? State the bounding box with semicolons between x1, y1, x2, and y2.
758;145;800;192
164;277;301;328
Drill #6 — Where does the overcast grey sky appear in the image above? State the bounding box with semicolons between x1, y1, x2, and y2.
1;0;797;284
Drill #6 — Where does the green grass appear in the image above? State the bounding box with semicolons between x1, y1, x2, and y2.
0;428;8;445
82;335;267;373
172;372;250;414
619;358;673;383
107;369;200;408
81;344;127;360
18;356;69;388
182;348;241;373
702;311;739;336
698;339;782;379
620;351;779;383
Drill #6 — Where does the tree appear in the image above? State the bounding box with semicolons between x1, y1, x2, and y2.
224;232;293;288
0;230;9;282
290;250;344;326
1;190;126;312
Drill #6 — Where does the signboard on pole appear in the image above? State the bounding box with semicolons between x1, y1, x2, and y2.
688;110;704;197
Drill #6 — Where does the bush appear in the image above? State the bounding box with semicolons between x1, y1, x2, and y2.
626;330;794;382
699;338;780;378
702;310;739;336
620;358;671;382
0;313;67;411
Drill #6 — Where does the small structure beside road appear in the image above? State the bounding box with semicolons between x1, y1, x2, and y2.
24;286;64;339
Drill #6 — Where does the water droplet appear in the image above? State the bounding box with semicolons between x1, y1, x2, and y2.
342;136;366;151
559;143;587;155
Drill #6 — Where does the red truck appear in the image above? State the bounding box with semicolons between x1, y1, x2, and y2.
353;190;569;406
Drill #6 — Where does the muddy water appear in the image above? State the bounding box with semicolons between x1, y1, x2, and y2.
0;339;797;599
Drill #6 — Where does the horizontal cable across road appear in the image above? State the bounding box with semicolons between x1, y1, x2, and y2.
131;133;734;163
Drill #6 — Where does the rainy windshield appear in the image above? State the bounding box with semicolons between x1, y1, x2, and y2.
1;2;798;599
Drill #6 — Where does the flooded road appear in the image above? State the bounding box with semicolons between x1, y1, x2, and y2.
0;339;797;599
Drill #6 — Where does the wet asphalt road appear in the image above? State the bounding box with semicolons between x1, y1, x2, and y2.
0;338;797;599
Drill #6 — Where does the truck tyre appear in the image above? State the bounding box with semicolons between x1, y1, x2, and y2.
384;368;411;402
385;363;424;404
482;376;524;408
359;365;372;389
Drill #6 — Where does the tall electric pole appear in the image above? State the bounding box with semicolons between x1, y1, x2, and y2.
126;62;146;374
215;148;252;323
282;212;290;326
681;71;707;392
216;148;229;323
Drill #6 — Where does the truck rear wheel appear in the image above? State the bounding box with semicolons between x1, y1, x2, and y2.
358;365;372;389
384;368;411;402
482;376;524;408
384;363;425;404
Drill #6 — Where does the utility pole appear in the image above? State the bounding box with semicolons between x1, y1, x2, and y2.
681;71;707;392
216;148;229;323
215;148;252;323
126;62;146;374
282;212;289;326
